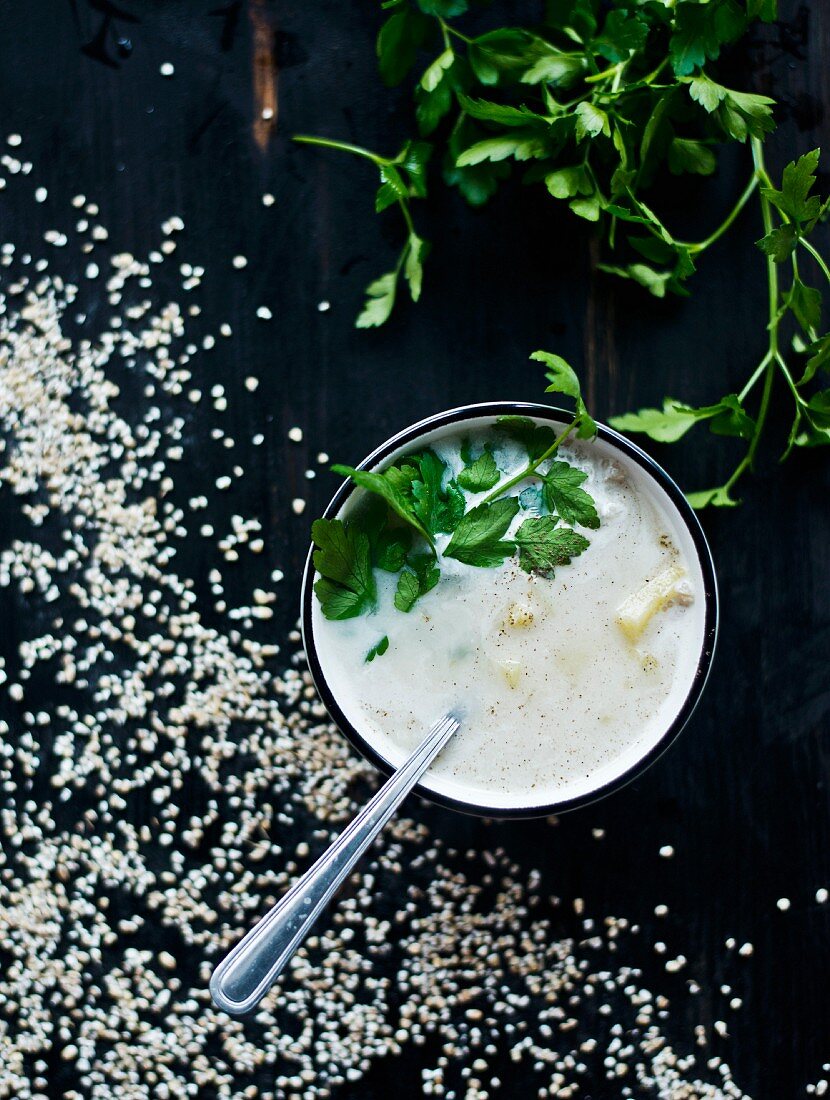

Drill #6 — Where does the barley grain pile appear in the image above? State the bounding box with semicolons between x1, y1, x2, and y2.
0;134;777;1099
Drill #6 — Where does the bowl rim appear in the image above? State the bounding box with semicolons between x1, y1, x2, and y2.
300;400;719;820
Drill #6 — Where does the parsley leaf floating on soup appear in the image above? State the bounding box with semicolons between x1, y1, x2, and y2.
542;460;600;529
514;517;590;577
444;497;520;568
312;518;376;620
457;442;501;492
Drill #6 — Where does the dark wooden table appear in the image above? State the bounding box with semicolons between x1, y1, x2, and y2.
0;3;827;1097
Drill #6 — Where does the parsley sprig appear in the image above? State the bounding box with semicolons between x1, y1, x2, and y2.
295;0;830;506
612;142;830;504
293;134;431;327
312;353;600;654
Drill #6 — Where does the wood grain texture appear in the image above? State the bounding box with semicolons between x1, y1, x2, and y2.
0;2;827;1096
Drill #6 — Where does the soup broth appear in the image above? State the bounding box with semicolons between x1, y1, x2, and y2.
309;416;709;812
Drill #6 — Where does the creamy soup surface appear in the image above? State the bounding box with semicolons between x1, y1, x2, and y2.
309;419;709;811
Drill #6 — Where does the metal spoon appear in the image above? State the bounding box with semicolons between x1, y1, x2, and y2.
209;713;460;1016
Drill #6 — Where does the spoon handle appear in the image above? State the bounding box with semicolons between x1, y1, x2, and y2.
209;713;459;1016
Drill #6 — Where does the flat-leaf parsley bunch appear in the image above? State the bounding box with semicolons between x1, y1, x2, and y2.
312;352;599;659
295;0;830;505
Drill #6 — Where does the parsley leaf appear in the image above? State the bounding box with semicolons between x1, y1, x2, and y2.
312;518;376;620
495;415;558;462
595;10;649;63
611;395;754;442
332;463;435;546
575;102;611;142
375;165;406;214
669;137;717;176
456;132;548;166
416;71;454;135
757;222;798;263
375;526;412;572
545;165;593;200
467;28;547;85
785;277;822;334
687;73;726;114
706;395;757;439
717;88;776;141
521;52;586;88
610;398;706;441
597;261;675;299
686;485;740;509
761;148;822;225
458;94;550;128
365;636;390;662
394;551;440;612
404;233;429;301
542;461;600;528
800;334;830;385
444;117;511;206
360;497;413;571
421;47;454;93
669;0;746;77
377;7;432;87
356;272;398;329
444;497;519;567
394;570;421;612
457;444;501;491
514;517;590;577
417;0;468;17
687;74;775;139
533;350;598;438
407;450;465;534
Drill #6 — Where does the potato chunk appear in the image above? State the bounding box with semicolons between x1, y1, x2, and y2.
499;660;522;689
615;563;693;642
506;604;534;629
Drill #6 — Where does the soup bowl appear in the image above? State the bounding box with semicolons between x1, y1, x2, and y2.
301;401;718;819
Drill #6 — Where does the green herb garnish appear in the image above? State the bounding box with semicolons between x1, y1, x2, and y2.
311;354;600;655
394;551;441;611
330;462;435;546
457;441;501;492
365;636;390;662
444;497;519;567
542;461;601;530
514;517;591;577
294;1;829;506
312;518;376;621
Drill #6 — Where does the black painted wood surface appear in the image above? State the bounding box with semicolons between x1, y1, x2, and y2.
0;2;828;1097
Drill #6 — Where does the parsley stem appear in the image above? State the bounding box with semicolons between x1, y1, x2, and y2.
743;139;778;476
721;140;781;496
748;355;775;470
682;173;759;255
480;421;578;504
642;58;668;85
443;22;471;45
611;61;627;94
584;62;623;85
293;135;386;167
776;351;809;407
397;197;415;237
738;351;772;403
799;237;830;287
